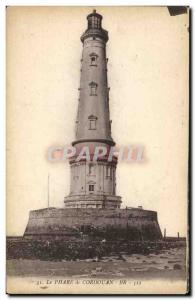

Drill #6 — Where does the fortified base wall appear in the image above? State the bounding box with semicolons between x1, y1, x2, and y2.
24;207;162;241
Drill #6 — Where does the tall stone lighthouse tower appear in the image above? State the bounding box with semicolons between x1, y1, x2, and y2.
64;10;122;209
24;10;162;240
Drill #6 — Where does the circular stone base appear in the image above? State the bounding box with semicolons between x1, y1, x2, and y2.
24;207;162;241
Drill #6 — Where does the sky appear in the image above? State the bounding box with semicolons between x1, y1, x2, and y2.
6;6;189;236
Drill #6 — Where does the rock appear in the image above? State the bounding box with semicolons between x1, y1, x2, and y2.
92;257;99;262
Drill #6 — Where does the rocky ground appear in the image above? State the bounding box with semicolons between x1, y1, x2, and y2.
7;245;186;280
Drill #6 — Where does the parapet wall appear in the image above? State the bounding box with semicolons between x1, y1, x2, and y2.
24;207;162;241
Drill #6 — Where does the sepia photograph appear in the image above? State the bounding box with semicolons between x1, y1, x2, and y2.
6;6;189;294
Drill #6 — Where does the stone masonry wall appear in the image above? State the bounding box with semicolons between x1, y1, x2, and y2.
24;207;162;241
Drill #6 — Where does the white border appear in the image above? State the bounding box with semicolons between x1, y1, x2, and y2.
1;1;193;299
0;0;193;5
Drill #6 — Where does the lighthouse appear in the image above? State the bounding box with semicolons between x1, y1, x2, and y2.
24;10;162;241
64;10;122;209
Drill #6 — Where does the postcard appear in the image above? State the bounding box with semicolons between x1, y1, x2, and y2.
6;6;189;294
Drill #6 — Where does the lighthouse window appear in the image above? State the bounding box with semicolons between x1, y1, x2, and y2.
91;56;96;64
89;185;94;191
89;163;94;175
92;16;99;29
88;115;97;130
106;166;111;177
89;119;96;130
89;53;98;66
89;81;98;96
94;18;98;28
91;86;96;95
88;18;92;28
